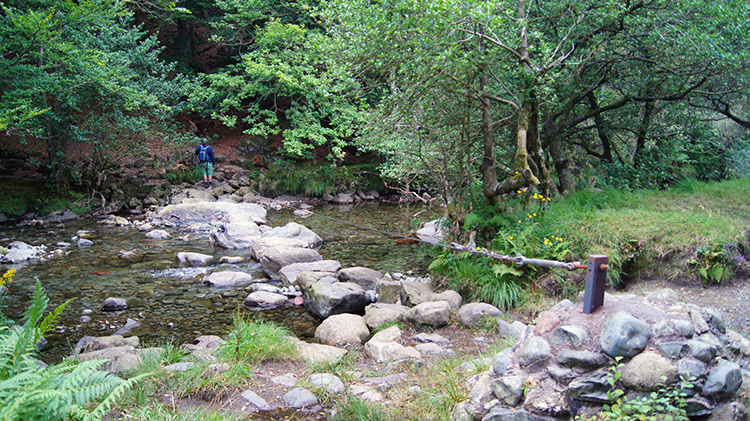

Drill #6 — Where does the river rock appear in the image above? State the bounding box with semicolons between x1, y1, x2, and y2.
156;201;267;226
309;373;346;395
291;338;347;364
364;341;421;363
457;302;503;328
519;336;551;367
550;325;589;348
491;375;525;406
78;238;94;247
244;291;288;309
73;335;139;355
176;252;215;266
241;390;271;411
252;238;322;278
556;350;610;369
283;388;318;408
620;351;677;391
465;371;494;420
363;303;410;329
338;266;385;290
599;312;650;358
689;339;718;363
481;407;532;421
404;301;451;327
431;290;463;309
709;402;749;421
211;222;262;249
703;360;742;398
400;281;434;307
262;222;322;249
315;313;370;345
278;260;342;288
566;369;612;404
203;271;254;287
2;241;43;262
102;297;128;311
304;281;370;319
145;229;170;239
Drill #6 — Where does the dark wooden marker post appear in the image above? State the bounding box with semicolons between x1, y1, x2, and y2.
583;255;609;314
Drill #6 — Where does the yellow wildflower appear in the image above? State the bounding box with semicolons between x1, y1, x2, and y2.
1;268;14;286
509;236;514;240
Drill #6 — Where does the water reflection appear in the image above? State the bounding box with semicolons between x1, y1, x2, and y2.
0;201;438;362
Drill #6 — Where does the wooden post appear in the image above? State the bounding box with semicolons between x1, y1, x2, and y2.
583;255;608;314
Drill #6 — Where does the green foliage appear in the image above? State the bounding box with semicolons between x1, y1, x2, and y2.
0;280;147;421
687;243;747;285
577;357;692;421
430;251;525;311
166;166;203;185
250;160;382;197
216;316;297;363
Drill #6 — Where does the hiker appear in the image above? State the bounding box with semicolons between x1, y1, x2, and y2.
195;140;215;189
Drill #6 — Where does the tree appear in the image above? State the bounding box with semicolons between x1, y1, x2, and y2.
0;0;190;189
189;1;364;160
319;0;750;206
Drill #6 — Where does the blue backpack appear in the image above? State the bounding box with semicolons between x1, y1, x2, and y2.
198;145;209;162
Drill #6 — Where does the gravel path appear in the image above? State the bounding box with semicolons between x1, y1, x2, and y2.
624;278;750;338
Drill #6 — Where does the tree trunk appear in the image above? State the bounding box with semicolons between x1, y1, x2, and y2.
633;99;655;168
587;92;614;163
479;71;500;206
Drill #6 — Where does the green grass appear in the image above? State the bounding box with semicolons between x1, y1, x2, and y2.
215;317;298;363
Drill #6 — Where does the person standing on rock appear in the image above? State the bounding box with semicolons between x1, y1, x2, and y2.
195;140;215;189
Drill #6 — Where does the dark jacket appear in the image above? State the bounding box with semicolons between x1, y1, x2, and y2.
195;145;215;165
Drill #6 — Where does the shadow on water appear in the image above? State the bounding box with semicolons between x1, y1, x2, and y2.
0;201;439;363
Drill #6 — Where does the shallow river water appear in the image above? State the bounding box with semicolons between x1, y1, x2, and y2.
0;201;438;363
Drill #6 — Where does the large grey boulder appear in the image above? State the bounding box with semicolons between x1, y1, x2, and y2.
254;242;323;278
400;281;433;307
315;313;370;345
278;260;342;288
338;267;385;290
203;271;254;287
262;222;322;249
599;312;650;358
363;303;410;329
304;281;370;319
404;301;452;327
211;222;262;249
156;201;267;226
457;302;503;328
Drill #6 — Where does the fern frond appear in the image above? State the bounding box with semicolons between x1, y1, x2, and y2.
83;373;152;421
36;298;74;345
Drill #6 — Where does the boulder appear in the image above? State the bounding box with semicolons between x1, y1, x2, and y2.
400;281;433;307
211;222;262;249
457;302;503;328
599;312;650;358
308;373;346;395
431;290;463;309
257;245;322;279
176;252;215;266
364;341;421;363
262;222;323;249
102;297;128;311
338;266;385;290
292;338;347;364
244;291;288;309
519;336;551;367
315;313;370;345
404;301;452;327
620;351;677;392
703;360;743;398
203;271;254;287
278;260;342;288
283;388;318;408
304;281;370;319
156;201;267;226
363;303;410;329
145;229;170;239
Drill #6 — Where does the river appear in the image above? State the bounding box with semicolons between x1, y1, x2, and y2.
0;201;439;363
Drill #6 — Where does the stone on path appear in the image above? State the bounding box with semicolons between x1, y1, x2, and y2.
242;389;271;410
308;373;346;394
315;313;370;345
292;338;347;364
283;388;318;408
404;301;451;327
457;302;503;328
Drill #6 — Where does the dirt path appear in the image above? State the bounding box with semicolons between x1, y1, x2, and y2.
623;278;750;338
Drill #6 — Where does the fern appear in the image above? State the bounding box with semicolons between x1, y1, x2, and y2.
0;280;149;421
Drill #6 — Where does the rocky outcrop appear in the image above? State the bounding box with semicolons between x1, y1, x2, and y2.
450;292;750;421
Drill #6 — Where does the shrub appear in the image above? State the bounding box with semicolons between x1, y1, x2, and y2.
0;281;147;421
